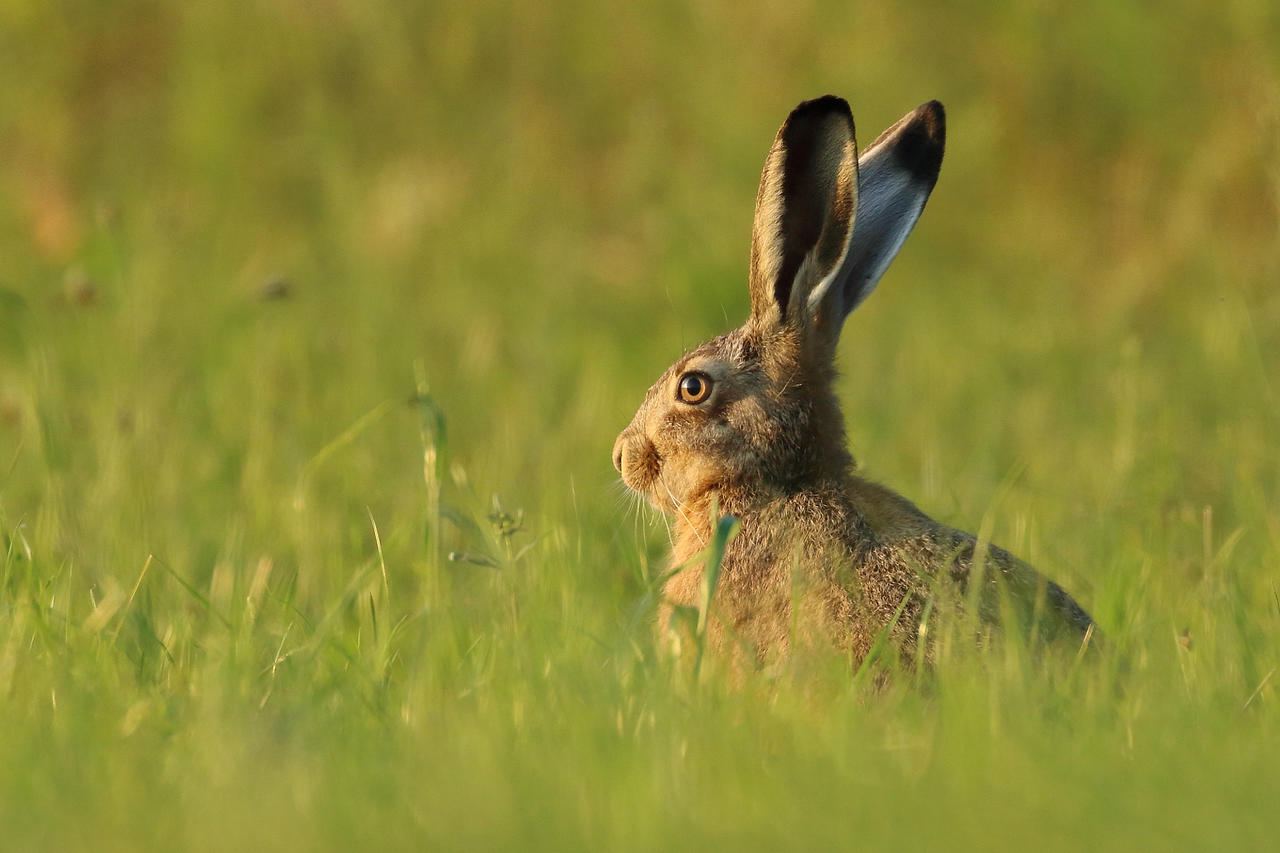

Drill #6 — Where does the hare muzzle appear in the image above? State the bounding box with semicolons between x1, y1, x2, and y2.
613;428;662;499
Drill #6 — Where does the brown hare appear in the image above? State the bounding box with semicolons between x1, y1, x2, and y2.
612;96;1095;672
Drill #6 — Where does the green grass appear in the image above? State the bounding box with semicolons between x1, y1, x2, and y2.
2;0;1279;849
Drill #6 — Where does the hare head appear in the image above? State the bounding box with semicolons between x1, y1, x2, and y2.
613;97;946;522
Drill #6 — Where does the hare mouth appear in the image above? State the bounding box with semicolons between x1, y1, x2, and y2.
619;445;670;507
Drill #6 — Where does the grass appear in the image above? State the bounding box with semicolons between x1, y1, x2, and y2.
1;0;1279;849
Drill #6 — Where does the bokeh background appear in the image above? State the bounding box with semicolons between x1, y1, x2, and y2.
1;1;1278;849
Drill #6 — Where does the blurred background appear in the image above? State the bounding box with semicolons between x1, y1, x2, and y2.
2;0;1276;591
1;0;1279;848
2;0;1279;636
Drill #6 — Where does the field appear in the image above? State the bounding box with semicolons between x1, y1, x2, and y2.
2;1;1278;849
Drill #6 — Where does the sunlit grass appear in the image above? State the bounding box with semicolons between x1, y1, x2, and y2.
0;1;1278;849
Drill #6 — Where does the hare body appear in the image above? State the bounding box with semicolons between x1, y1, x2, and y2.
614;97;1094;670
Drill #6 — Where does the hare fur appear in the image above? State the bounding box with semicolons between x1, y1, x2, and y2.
613;96;1095;671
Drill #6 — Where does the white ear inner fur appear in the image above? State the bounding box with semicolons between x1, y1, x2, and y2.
804;244;853;317
799;147;858;321
838;143;929;314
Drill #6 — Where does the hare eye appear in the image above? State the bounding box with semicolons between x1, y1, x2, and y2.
677;372;712;404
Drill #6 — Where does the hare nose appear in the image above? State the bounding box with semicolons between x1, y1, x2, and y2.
612;433;626;474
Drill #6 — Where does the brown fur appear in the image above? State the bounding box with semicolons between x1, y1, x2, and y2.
613;97;1095;675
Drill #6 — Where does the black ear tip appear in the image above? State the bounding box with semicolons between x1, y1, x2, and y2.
790;94;853;124
915;100;946;144
893;100;946;185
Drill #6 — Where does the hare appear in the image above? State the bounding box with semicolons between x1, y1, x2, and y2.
612;96;1095;671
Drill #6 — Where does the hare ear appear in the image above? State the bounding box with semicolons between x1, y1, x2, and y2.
833;100;946;320
747;96;858;335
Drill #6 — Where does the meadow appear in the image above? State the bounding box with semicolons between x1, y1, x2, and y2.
1;1;1278;849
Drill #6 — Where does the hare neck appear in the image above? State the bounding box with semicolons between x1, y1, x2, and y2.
768;381;857;489
672;468;855;564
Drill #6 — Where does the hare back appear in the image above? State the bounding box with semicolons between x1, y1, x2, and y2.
660;479;1093;670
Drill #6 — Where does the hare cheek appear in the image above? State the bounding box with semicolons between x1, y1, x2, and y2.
723;398;772;456
652;451;707;509
686;421;744;483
